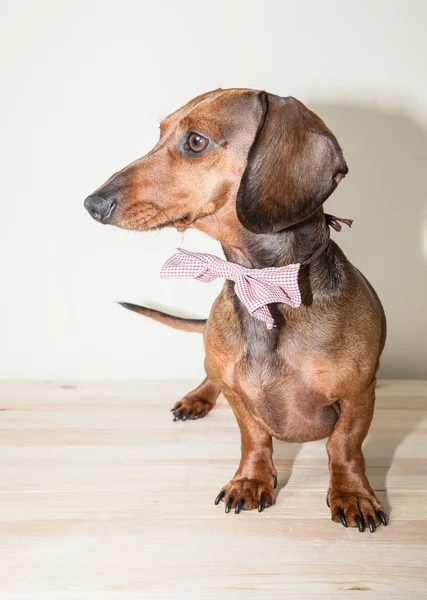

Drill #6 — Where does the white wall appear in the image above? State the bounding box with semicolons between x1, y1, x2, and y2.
1;0;426;380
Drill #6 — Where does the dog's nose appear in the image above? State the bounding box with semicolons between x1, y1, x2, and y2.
84;195;116;223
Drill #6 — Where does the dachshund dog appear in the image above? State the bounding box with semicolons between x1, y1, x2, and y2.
85;89;387;532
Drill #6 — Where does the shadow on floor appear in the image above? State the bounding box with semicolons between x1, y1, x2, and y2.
363;386;427;514
272;442;304;501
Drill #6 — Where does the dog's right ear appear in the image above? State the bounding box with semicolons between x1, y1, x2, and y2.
236;92;348;234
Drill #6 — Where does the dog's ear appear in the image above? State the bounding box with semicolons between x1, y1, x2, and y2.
236;92;348;233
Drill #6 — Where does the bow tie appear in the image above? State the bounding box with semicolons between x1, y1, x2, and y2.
160;248;302;328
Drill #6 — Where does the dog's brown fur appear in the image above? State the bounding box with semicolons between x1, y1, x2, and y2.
85;88;387;531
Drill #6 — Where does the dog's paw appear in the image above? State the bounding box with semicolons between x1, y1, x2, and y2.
214;474;277;514
327;490;388;532
171;396;213;421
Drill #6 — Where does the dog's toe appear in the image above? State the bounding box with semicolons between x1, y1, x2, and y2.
328;490;388;532
214;476;275;514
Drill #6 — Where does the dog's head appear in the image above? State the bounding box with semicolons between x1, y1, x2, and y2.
84;88;347;235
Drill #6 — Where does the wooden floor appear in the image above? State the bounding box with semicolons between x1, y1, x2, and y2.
0;380;426;599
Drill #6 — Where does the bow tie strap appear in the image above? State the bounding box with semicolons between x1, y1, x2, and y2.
301;214;353;266
325;213;354;232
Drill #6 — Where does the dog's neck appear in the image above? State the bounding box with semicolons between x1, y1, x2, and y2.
195;206;329;269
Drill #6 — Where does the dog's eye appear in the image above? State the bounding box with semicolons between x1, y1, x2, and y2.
186;132;209;153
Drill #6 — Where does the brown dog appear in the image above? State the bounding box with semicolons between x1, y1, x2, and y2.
84;89;387;532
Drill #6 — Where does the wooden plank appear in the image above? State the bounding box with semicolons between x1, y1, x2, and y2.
0;380;426;598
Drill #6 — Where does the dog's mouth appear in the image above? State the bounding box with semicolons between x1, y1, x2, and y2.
116;210;191;232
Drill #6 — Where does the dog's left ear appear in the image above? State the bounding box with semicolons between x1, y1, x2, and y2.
236;92;348;233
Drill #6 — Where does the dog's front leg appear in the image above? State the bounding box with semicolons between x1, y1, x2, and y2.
326;381;388;532
214;386;277;513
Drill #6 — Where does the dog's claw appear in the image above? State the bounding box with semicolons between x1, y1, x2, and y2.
225;497;233;513
337;510;348;528
258;494;266;512
326;493;330;508
193;411;203;420
235;499;245;514
214;491;225;505
181;414;188;421
377;511;388;526
368;516;376;533
173;411;182;421
273;475;277;489
170;403;181;412
355;515;365;532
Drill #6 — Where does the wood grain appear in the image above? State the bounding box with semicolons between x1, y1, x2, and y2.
0;380;426;599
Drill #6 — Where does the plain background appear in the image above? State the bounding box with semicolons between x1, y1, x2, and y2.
1;0;426;380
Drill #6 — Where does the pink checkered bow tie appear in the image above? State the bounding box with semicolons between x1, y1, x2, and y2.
160;248;302;328
160;215;353;328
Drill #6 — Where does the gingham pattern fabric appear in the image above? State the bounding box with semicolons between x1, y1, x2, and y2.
160;248;301;328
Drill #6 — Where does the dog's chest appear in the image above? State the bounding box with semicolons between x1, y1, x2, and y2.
208;334;335;441
205;294;339;440
206;288;303;384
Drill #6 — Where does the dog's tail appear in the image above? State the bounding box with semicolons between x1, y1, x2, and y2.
118;302;206;333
